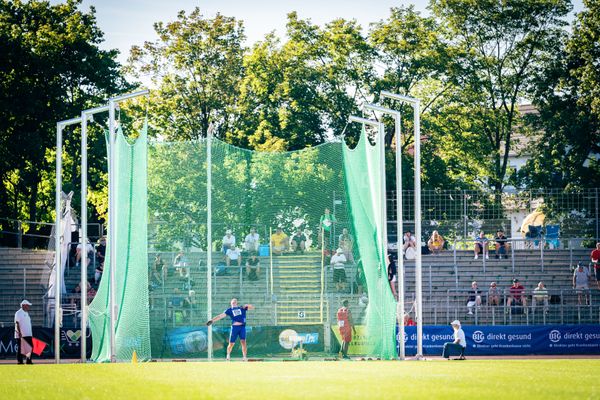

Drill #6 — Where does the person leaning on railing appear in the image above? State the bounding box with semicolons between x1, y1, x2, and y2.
573;263;591;305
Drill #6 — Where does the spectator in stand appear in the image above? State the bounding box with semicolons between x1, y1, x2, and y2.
14;300;33;364
320;208;337;250
96;236;106;267
506;278;527;313
290;228;307;254
338;228;354;262
173;251;189;278
494;230;509;259
591;243;600;289
75;238;95;268
244;228;260;253
573;263;591;305
245;252;261;281
222;230;236;254
387;253;398;299
532;281;549;314
403;312;416;326
94;237;106;285
87;279;97;303
271;227;289;256
182;290;196;319
226;245;242;268
355;261;366;296
427;230;445;254
403;230;417;260
150;255;163;290
488;282;500;306
474;231;489;260
466;281;482;315
442;320;466;360
331;248;347;292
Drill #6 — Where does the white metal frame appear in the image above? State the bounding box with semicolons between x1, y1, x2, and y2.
379;91;423;359
363;103;405;360
55;90;148;364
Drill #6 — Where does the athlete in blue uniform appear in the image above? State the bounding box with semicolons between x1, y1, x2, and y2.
207;298;254;361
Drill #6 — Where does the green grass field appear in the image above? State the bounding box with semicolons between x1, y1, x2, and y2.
0;359;598;399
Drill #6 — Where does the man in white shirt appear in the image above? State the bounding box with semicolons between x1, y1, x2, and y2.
222;230;236;254
15;300;33;364
226;245;242;267
330;248;347;292
76;239;95;268
442;320;466;360
244;228;260;252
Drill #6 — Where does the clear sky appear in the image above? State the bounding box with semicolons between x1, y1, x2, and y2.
50;0;585;65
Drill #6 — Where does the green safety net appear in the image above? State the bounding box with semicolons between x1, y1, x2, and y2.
89;123;150;362
89;125;396;360
342;128;396;359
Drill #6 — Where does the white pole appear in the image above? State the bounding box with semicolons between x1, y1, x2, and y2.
378;121;389;359
108;98;117;363
363;103;405;359
80;112;88;363
379;91;421;359
79;105;109;363
206;124;213;361
395;112;405;360
413;101;423;358
54;122;63;364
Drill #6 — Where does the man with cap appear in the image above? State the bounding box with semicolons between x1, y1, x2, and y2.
442;320;466;360
506;278;527;313
15;300;33;364
330;248;347;292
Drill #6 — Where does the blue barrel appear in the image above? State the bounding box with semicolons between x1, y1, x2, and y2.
259;244;270;257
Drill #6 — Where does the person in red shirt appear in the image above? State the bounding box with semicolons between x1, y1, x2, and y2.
591;243;600;289
337;300;356;360
506;278;527;312
403;312;416;326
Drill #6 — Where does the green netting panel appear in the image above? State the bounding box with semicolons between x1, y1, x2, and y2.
89;123;150;362
343;128;396;359
93;126;396;360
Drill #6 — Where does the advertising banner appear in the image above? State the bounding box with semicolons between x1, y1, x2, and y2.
162;324;324;358
398;325;600;356
0;327;92;359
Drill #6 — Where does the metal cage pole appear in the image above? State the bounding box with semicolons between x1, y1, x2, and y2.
207;124;214;361
107;90;149;363
80;105;109;363
364;103;405;360
55;116;83;363
380;91;422;359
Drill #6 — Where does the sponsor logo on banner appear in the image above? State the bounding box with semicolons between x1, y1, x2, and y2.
472;331;485;343
279;329;319;349
549;330;561;343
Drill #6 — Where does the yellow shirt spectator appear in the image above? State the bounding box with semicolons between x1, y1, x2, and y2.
271;229;289;255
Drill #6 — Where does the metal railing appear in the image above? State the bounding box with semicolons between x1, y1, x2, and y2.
0;218;104;249
445;288;597;325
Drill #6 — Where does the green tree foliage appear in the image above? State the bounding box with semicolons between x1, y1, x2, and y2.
519;0;600;189
0;0;128;228
232;12;374;151
430;0;572;194
128;9;245;141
